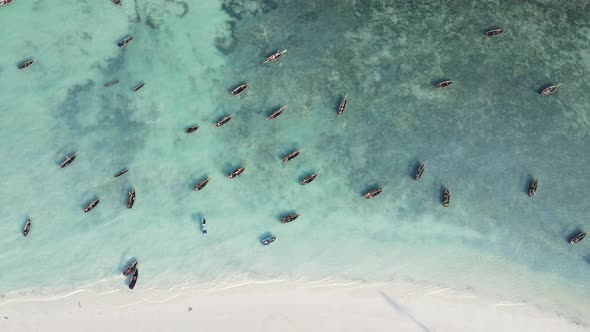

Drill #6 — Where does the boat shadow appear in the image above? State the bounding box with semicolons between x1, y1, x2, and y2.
191;212;203;225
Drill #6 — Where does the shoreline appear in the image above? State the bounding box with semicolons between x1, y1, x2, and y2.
1;278;587;332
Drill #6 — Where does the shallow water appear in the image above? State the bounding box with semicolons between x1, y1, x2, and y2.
0;0;589;323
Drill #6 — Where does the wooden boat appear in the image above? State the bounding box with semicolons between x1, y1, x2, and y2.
485;28;504;37
540;83;561;96
59;151;79;168
118;36;133;48
569;232;587;245
185;125;199;134
18;59;34;70
103;80;119;87
267;105;288;120
23;219;31;237
281;214;300;224
414;163;425;181
0;0;15;6
264;49;287;63
230;84;248;96
123;260;137;276
194;176;211;191
128;268;139;289
436;80;454;88
127;188;135;209
114;169;129;177
261;236;276;246
112;0;122;6
337;96;348;116
364;188;382;199
215;114;233;127
228;167;245;179
201;217;207;235
84;198;100;213
133;82;145;92
282;149;302;162
300;172;319;186
442;188;451;207
528;179;538;197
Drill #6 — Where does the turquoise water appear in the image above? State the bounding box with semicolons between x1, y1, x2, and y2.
1;0;590;322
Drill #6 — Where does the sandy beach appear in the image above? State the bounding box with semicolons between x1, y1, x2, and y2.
1;280;586;332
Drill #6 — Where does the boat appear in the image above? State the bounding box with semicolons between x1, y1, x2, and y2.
215;114;233;127
264;49;287;63
228;167;245;179
280;214;300;224
230;84;248;96
282;149;302;162
127;188;135;209
18;59;34;70
0;0;15;6
364;188;382;199
193;176;211;191
569;232;587;245
103;80;119;87
122;260;138;276
202;217;207;235
185;125;199;134
23;219;31;237
300;172;319;186
133;82;145;92
112;0;122;6
485;28;504;37
128;268;139;289
261;236;276;246
540;83;561;96
267;105;288;120
118;36;133;48
414;163;425;181
528;178;538;197
442;188;451;207
59;151;79;168
436;80;454;88
114;169;129;177
337;96;348;116
83;198;100;213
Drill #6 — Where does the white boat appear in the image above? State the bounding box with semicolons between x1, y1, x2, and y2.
202;217;207;235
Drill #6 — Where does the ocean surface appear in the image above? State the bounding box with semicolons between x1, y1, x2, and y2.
1;0;589;323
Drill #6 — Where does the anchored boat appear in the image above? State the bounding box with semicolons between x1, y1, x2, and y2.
264;49;287;63
300;172;320;186
230;84;248;96
84;198;100;213
60;152;79;168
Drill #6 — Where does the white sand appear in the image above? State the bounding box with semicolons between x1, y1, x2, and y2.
0;280;586;332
